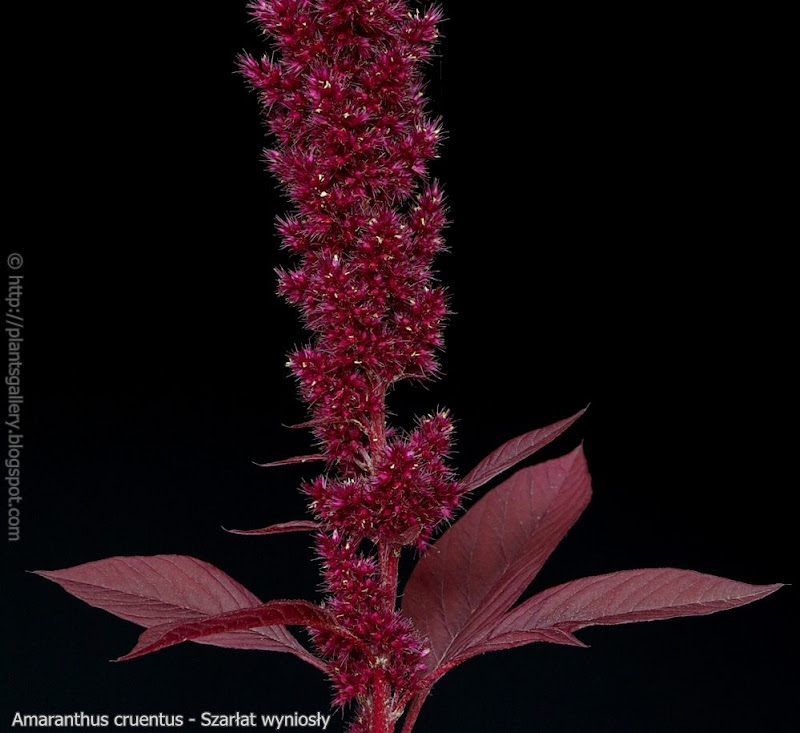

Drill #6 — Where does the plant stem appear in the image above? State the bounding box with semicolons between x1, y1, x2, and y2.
373;539;400;731
370;377;388;455
378;541;400;600
399;686;431;733
371;667;393;733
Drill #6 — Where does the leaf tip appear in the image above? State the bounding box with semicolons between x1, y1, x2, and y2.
112;643;150;663
737;581;786;602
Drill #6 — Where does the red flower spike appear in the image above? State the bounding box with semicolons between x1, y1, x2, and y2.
33;4;782;733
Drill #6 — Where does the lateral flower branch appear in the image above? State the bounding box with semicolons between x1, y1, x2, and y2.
35;2;782;733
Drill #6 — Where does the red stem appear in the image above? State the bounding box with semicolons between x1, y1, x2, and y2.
397;663;456;732
371;667;393;733
372;540;401;732
369;375;398;732
400;686;432;733
379;541;400;599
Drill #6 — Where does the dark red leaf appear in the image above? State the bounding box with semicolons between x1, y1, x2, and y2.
223;520;321;536
459;407;586;493
488;568;783;640
115;600;355;661
253;454;325;468
402;446;591;669
453;627;587;662
281;418;334;430
34;555;325;670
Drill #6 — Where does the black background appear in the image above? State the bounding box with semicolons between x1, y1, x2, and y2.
4;2;795;731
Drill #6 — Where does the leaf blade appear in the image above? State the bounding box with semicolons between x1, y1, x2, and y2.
34;555;325;670
115;600;353;662
456;627;587;660
402;446;591;669
253;454;325;468
490;568;783;639
460;408;586;493
223;520;320;536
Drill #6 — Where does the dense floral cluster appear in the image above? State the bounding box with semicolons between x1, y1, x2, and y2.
240;0;457;723
240;0;447;470
304;411;459;545
310;532;428;709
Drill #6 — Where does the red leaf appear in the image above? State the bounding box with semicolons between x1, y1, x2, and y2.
253;454;325;468
402;446;591;669
281;418;334;430
489;568;783;640
459;408;586;493
34;555;325;671
223;520;320;536
115;600;355;662
398;626;580;733
454;627;587;661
